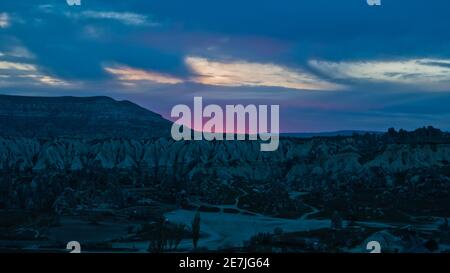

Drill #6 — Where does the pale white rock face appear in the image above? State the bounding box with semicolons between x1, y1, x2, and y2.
70;157;83;171
0;137;449;183
322;152;361;173
365;144;450;172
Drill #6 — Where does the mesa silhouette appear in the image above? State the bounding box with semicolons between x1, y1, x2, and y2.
0;94;171;139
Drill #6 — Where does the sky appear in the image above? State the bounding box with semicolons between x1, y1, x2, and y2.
1;0;450;132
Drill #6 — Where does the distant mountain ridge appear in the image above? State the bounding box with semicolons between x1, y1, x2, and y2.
281;130;383;138
0;94;448;141
0;94;171;138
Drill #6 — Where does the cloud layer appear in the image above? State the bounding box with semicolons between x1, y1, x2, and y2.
184;57;342;90
0;13;9;28
0;59;68;87
66;10;158;26
105;65;183;85
310;59;450;88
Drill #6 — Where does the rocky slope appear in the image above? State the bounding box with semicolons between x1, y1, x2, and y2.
1;134;449;218
0;95;171;138
0;137;449;181
0;94;449;219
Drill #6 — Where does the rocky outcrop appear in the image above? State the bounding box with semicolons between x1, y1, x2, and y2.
0;137;449;183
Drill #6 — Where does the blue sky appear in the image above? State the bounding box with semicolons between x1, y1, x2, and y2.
1;0;450;132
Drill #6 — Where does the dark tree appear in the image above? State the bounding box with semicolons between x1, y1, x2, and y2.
192;211;201;249
331;211;343;230
148;217;167;252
